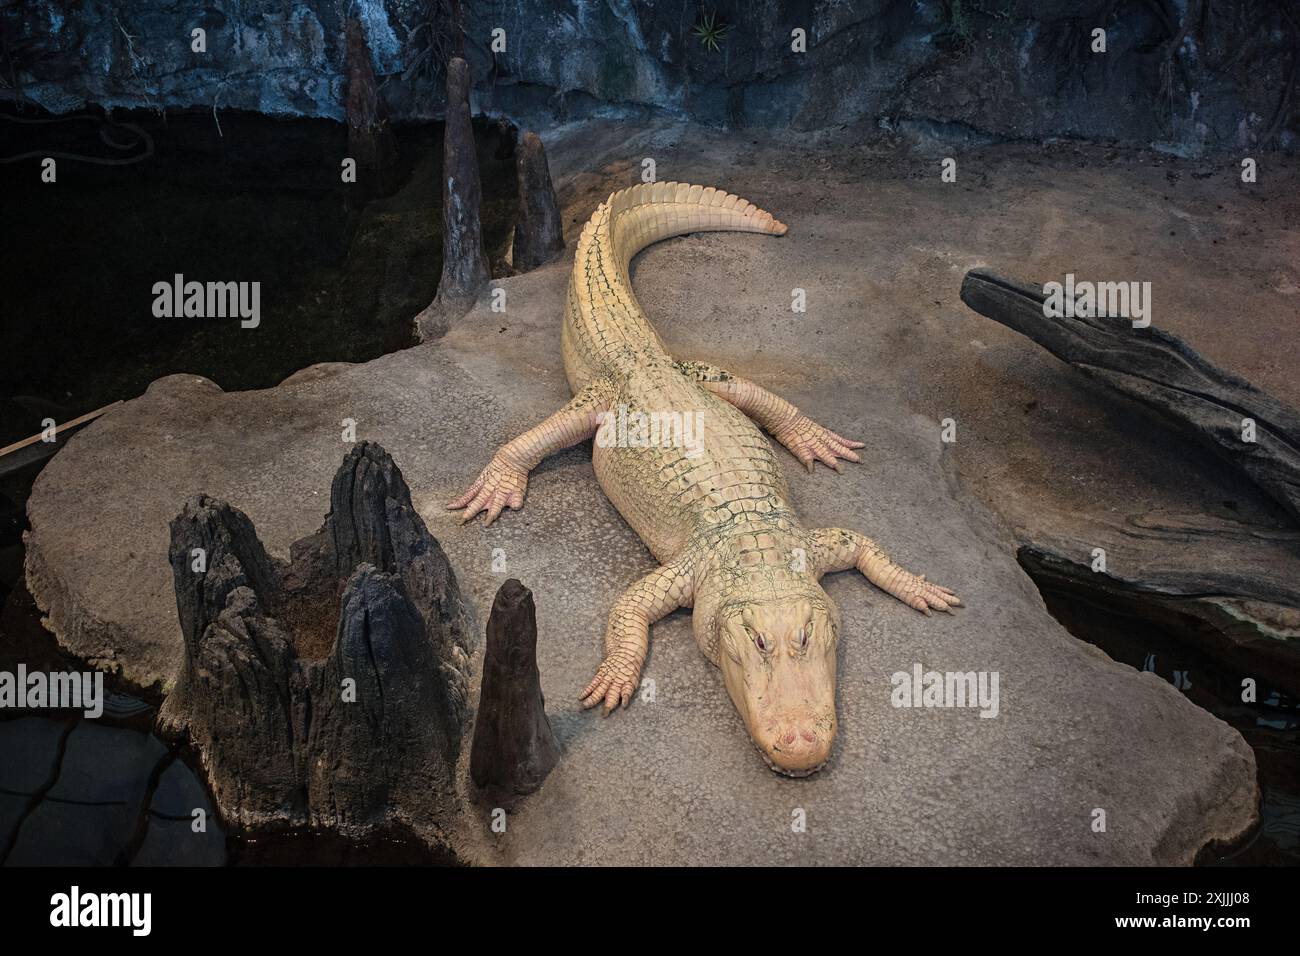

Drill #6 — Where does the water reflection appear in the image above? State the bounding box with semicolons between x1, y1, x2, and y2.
0;711;226;866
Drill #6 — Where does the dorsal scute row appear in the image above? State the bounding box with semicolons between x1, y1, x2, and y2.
608;181;753;214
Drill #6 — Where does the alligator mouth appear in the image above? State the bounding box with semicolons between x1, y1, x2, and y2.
755;741;828;778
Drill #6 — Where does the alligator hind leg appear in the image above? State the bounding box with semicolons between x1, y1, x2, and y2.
582;560;694;714
808;527;961;615
674;361;864;472
449;379;613;525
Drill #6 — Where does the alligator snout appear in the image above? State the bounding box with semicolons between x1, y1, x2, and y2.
760;723;831;777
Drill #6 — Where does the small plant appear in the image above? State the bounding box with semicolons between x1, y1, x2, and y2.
691;11;730;53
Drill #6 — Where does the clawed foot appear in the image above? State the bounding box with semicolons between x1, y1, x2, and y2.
773;414;864;472
896;572;962;616
446;453;528;525
580;650;643;715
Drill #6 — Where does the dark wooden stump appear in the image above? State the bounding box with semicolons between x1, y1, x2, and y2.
164;508;300;815
167;495;282;670
470;579;560;798
159;443;474;838
305;563;461;822
511;131;564;271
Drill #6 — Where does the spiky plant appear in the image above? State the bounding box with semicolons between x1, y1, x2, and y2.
691;11;730;53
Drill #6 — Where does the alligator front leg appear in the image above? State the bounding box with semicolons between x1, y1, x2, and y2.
581;560;694;715
449;380;612;525
674;361;864;471
808;527;961;615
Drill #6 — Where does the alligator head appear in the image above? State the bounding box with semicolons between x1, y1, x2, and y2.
715;590;839;776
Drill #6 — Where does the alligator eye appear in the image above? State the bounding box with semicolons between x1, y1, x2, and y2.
754;632;768;652
799;625;810;649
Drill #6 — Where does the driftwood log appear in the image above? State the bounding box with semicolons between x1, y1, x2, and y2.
511;131;564;272
470;579;560;799
158;442;474;836
961;269;1300;523
961;268;1300;693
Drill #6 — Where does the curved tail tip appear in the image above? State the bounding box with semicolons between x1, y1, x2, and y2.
770;220;789;236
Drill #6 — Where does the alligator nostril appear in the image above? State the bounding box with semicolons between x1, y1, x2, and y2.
800;729;816;743
782;731;796;745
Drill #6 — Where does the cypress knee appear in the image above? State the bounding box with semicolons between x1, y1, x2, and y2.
435;56;489;304
512;131;564;271
470;579;560;795
159;444;475;836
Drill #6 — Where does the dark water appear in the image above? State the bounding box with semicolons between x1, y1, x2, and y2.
0;712;454;867
0;580;452;866
0;107;518;450
0;712;226;867
0;713;456;866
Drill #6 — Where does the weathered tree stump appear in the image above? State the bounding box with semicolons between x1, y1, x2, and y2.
158;442;474;839
416;56;488;338
470;580;560;798
511;131;564;272
344;18;396;171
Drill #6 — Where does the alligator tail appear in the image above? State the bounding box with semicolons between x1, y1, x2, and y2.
580;181;787;274
563;182;787;389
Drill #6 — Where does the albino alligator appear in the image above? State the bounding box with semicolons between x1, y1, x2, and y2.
450;182;960;776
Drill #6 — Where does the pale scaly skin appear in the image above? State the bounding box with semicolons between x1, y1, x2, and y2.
451;181;961;776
